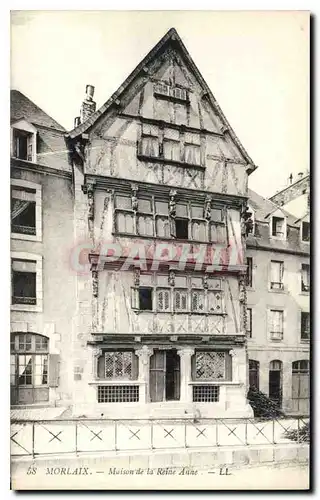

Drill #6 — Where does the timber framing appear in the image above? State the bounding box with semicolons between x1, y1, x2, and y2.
66;28;258;174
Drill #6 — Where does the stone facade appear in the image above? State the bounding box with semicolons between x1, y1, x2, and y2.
246;187;310;415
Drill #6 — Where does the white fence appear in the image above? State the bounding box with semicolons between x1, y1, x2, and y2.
11;417;309;458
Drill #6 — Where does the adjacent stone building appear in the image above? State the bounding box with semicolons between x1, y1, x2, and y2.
246;183;310;415
10;90;75;410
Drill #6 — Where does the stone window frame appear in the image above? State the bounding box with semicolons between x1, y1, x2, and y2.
300;311;310;342
267;307;285;341
246;307;252;338
11;251;43;313
113;191;226;244
191;350;232;382
301;263;310;293
301;220;310;243
11;178;42;242
270;214;287;241
97;349;139;381
131;272;225;315
269;260;285;291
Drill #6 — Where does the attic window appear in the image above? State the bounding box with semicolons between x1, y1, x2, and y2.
12;129;34;161
154;83;187;102
271;216;285;238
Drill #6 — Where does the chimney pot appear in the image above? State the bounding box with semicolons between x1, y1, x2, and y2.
298;172;304;179
74;116;81;128
86;85;95;101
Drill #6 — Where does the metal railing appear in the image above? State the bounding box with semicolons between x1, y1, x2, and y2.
10;416;309;458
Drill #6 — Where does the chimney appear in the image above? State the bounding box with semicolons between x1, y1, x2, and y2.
289;173;293;185
297;172;304;180
74;116;81;128
80;85;96;123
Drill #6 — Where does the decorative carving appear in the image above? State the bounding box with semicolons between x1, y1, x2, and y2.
82;182;95;236
169;189;177;218
203;274;209;289
241;205;254;237
204;195;212;221
229;349;235;358
239;274;246;303
168;270;175;287
92;346;103;358
131;183;139;212
92;264;99;298
134;268;140;287
135;345;154;365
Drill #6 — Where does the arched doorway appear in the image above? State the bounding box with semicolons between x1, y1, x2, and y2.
292;360;309;414
10;333;49;405
269;360;282;407
249;360;260;390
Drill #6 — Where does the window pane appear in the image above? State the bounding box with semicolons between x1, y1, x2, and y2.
176;204;188;218
211;209;223;222
137;215;153;236
157;289;171;312
138;199;152;213
163;140;180;161
155;201;169;215
191;205;203;218
208;291;222;313
115;195;131;209
191;220;206;241
185;144;200;165
195;352;225;380
116;212;134;233
104;352;133;379
156;216;170;238
174;290;188;312
141;136;159;157
192;290;205;312
34;355;48;386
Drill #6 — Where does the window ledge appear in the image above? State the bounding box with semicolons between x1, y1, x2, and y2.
137;153;205;170
189;381;242;386
11;232;42;243
300;291;310;296
132;310;226;316
11;304;42;313
268;288;287;294
88;380;142;386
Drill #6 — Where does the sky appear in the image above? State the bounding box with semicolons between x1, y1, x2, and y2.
10;10;309;198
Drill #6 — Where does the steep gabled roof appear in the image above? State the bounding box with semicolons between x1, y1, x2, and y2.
11;89;65;132
66;28;257;172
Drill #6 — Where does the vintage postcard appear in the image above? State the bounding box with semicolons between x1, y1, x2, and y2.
10;10;310;490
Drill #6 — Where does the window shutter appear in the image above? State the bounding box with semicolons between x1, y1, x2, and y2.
97;355;105;378
131;287;139;309
132;353;139;380
225;352;232;381
48;354;60;387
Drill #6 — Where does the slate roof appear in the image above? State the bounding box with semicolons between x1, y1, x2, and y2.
11;89;65;131
66;28;257;173
11;89;71;172
248;188;298;227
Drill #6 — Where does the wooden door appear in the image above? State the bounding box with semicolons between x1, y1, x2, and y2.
292;361;310;414
149;351;166;402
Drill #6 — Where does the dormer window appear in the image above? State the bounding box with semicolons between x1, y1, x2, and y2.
271;217;285;239
11;120;37;163
12;129;33;161
301;221;310;242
